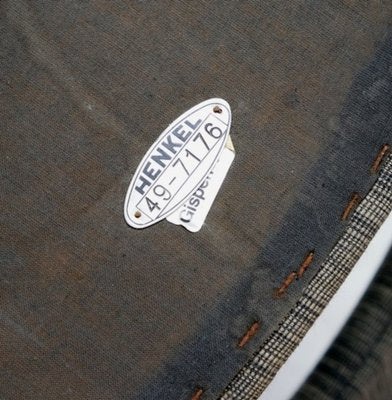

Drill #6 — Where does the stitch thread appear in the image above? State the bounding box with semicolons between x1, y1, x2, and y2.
297;250;315;278
370;143;390;173
275;272;297;298
191;388;203;400
208;143;390;395
341;192;361;221
238;321;260;348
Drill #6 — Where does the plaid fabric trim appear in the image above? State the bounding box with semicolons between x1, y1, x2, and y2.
220;154;392;400
294;250;392;400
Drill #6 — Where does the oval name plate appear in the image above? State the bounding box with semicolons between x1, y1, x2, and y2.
124;98;231;229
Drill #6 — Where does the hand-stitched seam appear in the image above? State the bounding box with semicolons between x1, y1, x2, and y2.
220;152;392;399
275;250;315;297
191;387;204;400
274;143;389;301
275;271;298;298
238;321;260;349
341;193;361;221
370;143;390;173
191;143;389;398
297;250;315;278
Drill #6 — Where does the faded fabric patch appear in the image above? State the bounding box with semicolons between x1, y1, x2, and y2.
220;154;392;399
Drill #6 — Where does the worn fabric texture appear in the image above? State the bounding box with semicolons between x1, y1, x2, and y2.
294;249;392;400
220;155;392;399
1;1;392;399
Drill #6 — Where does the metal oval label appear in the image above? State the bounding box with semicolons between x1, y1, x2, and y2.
124;98;231;229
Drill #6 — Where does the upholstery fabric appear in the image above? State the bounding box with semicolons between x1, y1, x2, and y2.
220;155;392;399
1;1;391;399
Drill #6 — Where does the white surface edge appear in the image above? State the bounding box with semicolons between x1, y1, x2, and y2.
259;211;392;400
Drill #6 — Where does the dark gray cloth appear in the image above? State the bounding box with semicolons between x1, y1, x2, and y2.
220;155;392;399
1;1;391;399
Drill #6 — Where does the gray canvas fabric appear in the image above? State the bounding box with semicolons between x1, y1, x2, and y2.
220;154;392;399
1;1;392;399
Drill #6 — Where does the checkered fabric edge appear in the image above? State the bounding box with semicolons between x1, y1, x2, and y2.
219;154;392;400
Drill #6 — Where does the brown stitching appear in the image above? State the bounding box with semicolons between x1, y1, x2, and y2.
189;142;391;394
341;192;360;221
275;272;297;298
238;321;260;349
191;388;203;400
370;143;390;173
297;250;315;278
